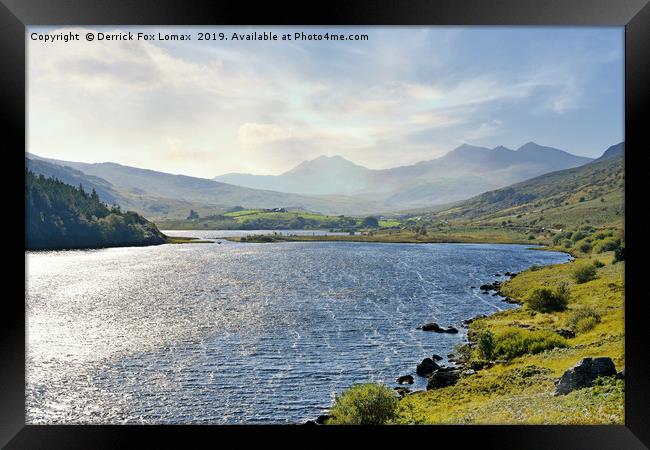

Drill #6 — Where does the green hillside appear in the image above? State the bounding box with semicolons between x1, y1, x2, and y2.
429;155;624;230
26;170;167;250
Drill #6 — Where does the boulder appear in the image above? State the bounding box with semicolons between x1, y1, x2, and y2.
396;375;414;385
555;357;617;395
394;387;411;397
495;273;502;276
426;369;461;390
315;414;330;425
431;354;443;361
416;358;440;376
480;284;495;291
419;323;458;333
555;328;576;339
304;420;317;426
617;368;625;380
462;369;476;377
420;322;443;332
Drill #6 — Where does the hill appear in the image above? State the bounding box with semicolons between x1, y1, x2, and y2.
26;155;383;217
428;143;624;230
26;170;167;250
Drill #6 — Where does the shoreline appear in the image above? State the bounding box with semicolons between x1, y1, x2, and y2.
311;245;574;424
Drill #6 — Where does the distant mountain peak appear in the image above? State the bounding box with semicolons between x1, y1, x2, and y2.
492;145;513;152
517;142;544;152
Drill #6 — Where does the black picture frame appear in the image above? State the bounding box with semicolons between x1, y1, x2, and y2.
3;0;650;447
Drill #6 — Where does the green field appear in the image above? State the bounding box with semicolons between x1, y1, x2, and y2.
155;208;400;231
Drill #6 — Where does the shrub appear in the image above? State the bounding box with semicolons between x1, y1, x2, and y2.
592;237;621;253
593;260;606;268
492;329;567;360
577;241;592;254
567;307;602;333
477;330;495;360
572;263;598;284
526;283;570;312
328;383;398;425
614;246;625;263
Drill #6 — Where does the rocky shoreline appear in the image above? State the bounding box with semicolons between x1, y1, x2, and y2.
307;269;523;424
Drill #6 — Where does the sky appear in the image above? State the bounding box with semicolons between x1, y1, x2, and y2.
28;26;624;178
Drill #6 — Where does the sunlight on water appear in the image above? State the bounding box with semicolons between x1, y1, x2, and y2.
26;239;570;424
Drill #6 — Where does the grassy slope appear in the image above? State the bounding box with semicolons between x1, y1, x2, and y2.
395;250;624;424
430;156;624;230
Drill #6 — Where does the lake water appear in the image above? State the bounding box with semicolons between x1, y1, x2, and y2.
26;236;570;424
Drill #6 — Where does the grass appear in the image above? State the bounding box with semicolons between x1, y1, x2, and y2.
395;248;624;424
226;226;537;245
165;236;213;244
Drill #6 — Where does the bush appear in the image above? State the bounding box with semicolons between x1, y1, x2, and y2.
491;329;567;360
592;237;621;253
477;330;495;360
572;263;598;284
593;260;605;268
567;307;602;333
328;383;398;425
526;283;570;312
614;246;625;263
577;241;592;254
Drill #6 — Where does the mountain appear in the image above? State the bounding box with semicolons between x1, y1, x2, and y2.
594;142;624;161
215;155;374;195
26;170;166;250
26;154;383;218
428;142;624;230
214;142;594;208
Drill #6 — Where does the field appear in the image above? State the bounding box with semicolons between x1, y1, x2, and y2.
155;208;400;231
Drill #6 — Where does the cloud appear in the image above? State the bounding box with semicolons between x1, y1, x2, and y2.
28;26;623;176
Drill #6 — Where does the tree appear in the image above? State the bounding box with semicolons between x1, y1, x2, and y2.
362;216;379;228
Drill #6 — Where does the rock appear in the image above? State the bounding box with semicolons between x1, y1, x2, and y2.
555;328;576;339
503;297;519;304
555;357;617;395
420;323;458;333
416;358;440;376
617;369;625;379
396;375;414;384
394;387;411;397
431;354;443;361
504;272;512;276
470;286;476;289
492;292;500;296
462;369;476;377
469;360;493;371
420;322;443;332
495;273;501;276
480;284;495;291
426;369;461;390
304;420;317;426
481;291;490;295
315;414;330;425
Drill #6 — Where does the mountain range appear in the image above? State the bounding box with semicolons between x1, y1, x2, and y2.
26;141;616;219
214;142;593;208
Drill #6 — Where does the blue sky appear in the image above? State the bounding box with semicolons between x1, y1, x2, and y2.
28;26;623;177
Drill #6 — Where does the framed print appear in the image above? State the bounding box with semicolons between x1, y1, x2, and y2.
3;0;650;447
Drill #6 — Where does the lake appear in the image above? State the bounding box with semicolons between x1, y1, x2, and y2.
26;235;571;424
